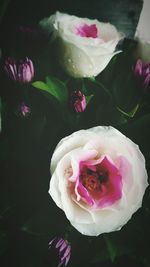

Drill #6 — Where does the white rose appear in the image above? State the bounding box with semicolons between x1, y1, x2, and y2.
40;11;124;78
49;126;148;236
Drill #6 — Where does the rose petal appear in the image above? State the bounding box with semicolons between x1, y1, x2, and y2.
49;126;148;236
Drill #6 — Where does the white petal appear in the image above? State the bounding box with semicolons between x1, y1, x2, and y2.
49;126;148;236
50;129;98;173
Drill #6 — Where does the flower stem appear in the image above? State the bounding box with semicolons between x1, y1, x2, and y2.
95;79;112;98
64;224;73;240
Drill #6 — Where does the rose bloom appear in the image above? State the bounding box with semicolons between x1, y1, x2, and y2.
40;12;123;78
49;126;148;236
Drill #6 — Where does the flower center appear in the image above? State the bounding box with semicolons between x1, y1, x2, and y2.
80;165;108;192
75;23;98;38
73;156;122;208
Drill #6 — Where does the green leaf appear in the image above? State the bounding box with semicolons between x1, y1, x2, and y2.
102;234;133;264
92;244;132;264
104;235;117;262
32;77;68;103
87;76;96;82
117;103;140;118
45;76;68;103
86;95;94;105
32;81;49;91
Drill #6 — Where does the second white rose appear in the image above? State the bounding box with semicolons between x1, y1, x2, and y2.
40;11;124;78
49;126;148;236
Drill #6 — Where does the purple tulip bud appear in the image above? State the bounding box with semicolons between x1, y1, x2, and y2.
71;90;86;113
4;57;34;83
134;59;150;90
48;237;71;267
19;102;30;117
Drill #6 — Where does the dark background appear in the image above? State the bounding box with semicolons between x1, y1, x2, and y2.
0;1;147;267
0;0;143;49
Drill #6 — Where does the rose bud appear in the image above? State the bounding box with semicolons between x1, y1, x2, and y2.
134;59;150;90
40;11;123;78
19;102;30;117
48;237;71;267
71;90;86;113
4;57;34;83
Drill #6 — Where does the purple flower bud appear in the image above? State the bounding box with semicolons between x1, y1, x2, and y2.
71;90;86;113
4;57;34;83
19;102;30;117
134;59;150;90
134;59;143;77
48;237;71;267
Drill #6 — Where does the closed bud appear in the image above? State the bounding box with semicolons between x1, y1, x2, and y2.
19;102;30;117
4;57;34;83
134;59;150;91
71;90;86;113
48;237;71;267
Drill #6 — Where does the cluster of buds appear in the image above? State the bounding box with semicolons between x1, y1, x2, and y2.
48;237;71;267
4;57;34;83
134;59;150;91
71;90;86;113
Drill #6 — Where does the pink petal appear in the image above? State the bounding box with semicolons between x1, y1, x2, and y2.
77;181;95;206
77;156;122;208
56;238;64;248
96;156;122;207
75;23;98;38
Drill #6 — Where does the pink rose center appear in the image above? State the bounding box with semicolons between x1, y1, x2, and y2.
71;156;122;208
80;166;108;192
75;23;98;38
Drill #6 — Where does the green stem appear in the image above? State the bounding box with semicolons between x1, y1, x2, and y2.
103;234;117;262
22;84;31;105
95;79;112;98
21;228;44;237
64;224;73;240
